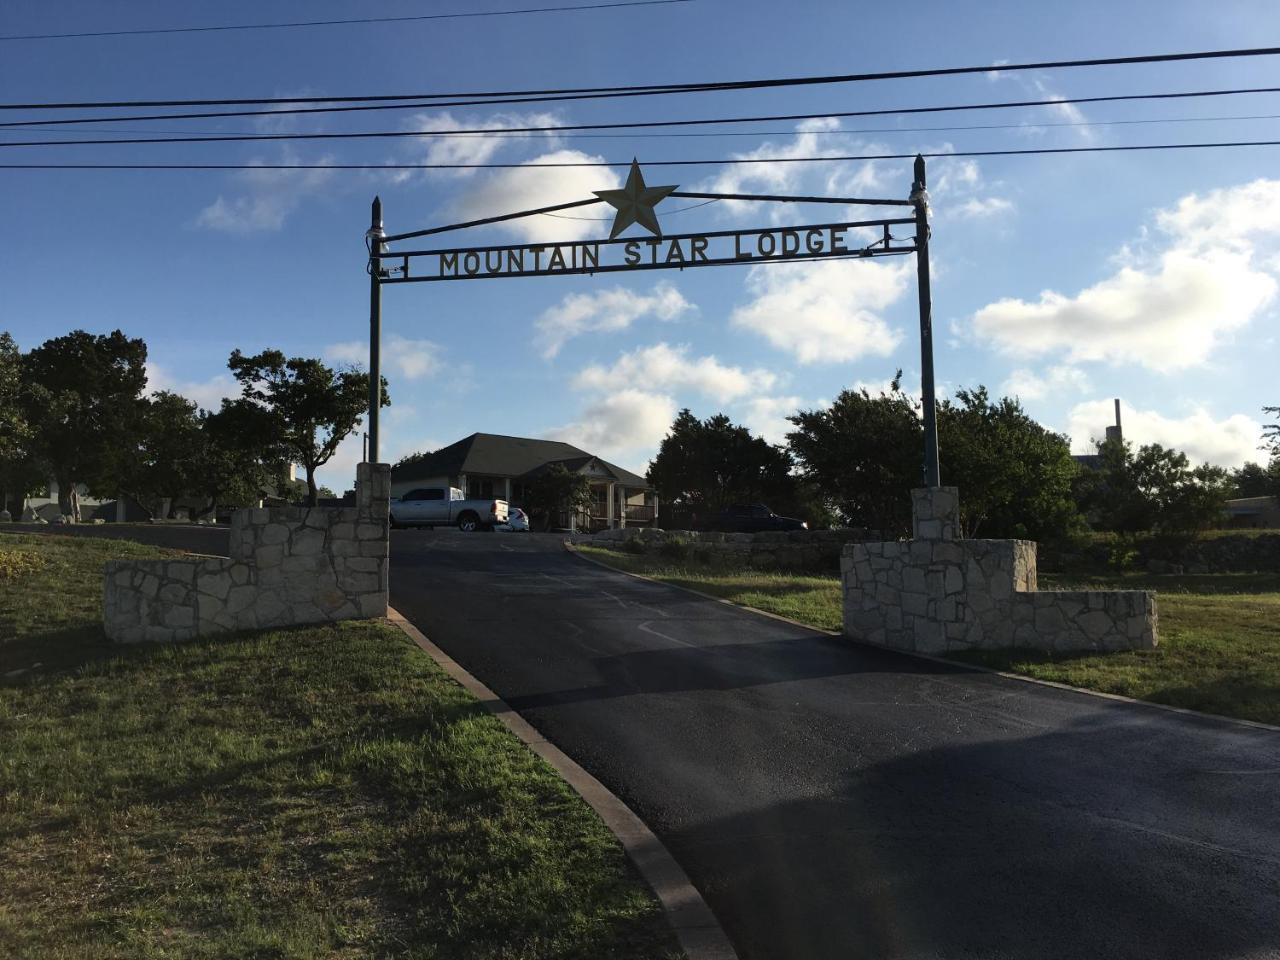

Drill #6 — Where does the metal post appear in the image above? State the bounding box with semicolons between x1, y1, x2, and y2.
366;196;385;464
911;155;941;488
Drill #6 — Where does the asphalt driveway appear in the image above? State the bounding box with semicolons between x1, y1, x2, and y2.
10;523;1280;959
390;531;1280;960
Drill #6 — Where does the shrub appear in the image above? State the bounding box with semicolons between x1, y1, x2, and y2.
657;538;691;562
0;548;46;581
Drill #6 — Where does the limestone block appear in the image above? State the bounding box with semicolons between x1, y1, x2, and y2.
1034;603;1068;634
944;566;964;595
141;574;160;598
164;605;195;629
1078;610;1114;640
167;563;196;584
292;528;326;555
903;567;926;594
159;582;188;605
200;570;233;600
358;592;387;618
356;522;384;541
229;563;251;586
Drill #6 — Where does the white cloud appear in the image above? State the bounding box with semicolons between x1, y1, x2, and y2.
573;342;776;403
953;196;1014;219
451;149;622;243
738;394;807;445
402;110;563;175
195;150;336;233
969;179;1280;372
1001;364;1091;401
145;361;238;413
1066;399;1263;468
324;334;444;381
730;258;910;364
546;388;677;463
535;281;691;358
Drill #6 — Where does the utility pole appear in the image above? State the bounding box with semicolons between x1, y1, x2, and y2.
911;155;941;488
366;196;385;464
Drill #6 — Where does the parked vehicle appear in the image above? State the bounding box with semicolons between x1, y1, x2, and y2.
709;503;807;533
497;507;531;532
390;487;508;531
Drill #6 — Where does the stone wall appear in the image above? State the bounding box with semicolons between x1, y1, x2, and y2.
591;525;872;572
103;463;390;644
842;487;1157;655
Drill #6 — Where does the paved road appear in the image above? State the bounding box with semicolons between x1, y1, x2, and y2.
390;533;1280;960
11;523;1280;958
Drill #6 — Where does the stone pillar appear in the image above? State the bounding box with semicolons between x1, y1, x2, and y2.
911;486;960;541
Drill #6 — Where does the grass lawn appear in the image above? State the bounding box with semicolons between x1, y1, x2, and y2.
0;533;679;960
575;544;1280;727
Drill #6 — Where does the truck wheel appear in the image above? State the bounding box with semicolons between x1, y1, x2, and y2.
457;512;479;532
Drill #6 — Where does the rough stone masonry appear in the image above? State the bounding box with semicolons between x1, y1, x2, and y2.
103;463;390;643
842;487;1158;654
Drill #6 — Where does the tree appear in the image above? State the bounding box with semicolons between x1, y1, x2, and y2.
787;374;923;535
19;329;149;520
524;463;592;531
0;332;42;515
1230;460;1280;499
787;375;1083;539
1076;439;1231;534
121;391;204;519
188;400;290;517
1264;405;1280;455
647;410;794;520
228;349;388;506
937;387;1082;540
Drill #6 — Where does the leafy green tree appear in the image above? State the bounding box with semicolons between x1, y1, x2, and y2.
0;333;42;515
228;349;388;506
787;374;924;535
20;329;149;520
1076;439;1230;533
121;391;204;519
525;463;592;531
788;375;1082;539
937;387;1082;539
189;400;289;517
1229;460;1280;499
647;410;794;519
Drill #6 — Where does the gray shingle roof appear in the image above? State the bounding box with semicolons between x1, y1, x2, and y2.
393;433;650;488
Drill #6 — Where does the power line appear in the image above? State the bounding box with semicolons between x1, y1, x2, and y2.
5;44;1280;111
9;110;1280;149
0;0;693;42
6;83;1280;133
8;139;1280;170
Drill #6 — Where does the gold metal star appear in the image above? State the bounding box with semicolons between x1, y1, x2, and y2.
594;159;678;240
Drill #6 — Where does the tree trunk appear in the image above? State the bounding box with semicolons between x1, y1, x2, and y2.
305;464;318;507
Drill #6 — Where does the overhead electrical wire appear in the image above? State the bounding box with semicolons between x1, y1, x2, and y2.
5;83;1280;132
7;110;1280;148
4;44;1280;111
9;138;1280;169
0;0;694;42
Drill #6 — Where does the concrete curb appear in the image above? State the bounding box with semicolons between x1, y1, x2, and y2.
565;542;1280;736
385;606;740;960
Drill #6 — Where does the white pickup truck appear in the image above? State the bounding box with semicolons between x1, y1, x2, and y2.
390;487;509;531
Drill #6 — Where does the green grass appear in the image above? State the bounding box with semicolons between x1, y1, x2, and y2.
0;533;679;960
576;544;1280;727
576;544;844;633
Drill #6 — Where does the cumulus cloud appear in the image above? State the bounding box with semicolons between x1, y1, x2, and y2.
1066;399;1263;468
573;342;776;403
451;149;622;243
953;196;1014;219
968;179;1280;372
325;334;444;380
738;394;809;445
195;149;335;233
1001;364;1091;401
535;281;691;358
400;110;562;175
730;258;910;364
145;361;238;413
546;388;677;463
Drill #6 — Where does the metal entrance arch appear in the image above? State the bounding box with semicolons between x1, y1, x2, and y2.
363;155;942;487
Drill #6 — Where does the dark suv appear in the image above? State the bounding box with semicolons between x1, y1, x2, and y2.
710;503;807;533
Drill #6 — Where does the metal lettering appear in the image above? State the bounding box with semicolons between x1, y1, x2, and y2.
548;246;568;270
463;251;480;275
805;228;824;254
582;243;600;270
830;228;848;253
440;251;459;276
625;241;641;265
691;236;709;261
758;232;777;257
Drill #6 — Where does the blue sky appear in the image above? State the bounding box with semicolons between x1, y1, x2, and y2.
3;0;1279;490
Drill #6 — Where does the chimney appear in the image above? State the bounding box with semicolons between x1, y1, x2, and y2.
1105;398;1123;445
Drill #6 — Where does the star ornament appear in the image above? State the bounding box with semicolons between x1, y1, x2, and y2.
594;159;678;240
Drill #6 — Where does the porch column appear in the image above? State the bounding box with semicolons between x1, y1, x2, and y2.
619;486;627;528
606;481;616;529
503;477;512;503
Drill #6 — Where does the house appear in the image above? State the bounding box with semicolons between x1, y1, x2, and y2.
1223;496;1280;529
391;433;658;531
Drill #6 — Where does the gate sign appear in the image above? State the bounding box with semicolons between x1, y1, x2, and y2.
414;220;909;282
365;156;940;488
